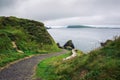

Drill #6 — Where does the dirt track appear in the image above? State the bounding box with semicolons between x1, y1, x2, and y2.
0;50;67;80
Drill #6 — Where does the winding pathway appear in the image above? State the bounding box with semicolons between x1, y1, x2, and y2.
0;50;67;80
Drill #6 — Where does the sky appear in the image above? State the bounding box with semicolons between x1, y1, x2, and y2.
0;0;120;27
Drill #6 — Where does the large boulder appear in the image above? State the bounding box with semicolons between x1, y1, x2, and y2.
64;40;75;50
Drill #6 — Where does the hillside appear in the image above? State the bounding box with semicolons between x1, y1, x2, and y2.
0;16;59;53
0;16;59;67
36;37;120;80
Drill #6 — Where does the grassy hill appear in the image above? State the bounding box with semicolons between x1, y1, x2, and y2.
36;37;120;80
0;16;59;67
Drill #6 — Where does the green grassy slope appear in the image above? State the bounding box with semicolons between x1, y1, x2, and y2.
0;16;59;52
35;52;71;80
0;16;59;67
36;37;120;80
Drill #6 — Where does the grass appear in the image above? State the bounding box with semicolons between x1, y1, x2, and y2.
35;52;71;80
0;48;61;68
0;52;32;68
38;44;61;53
0;16;59;53
35;50;83;80
0;16;60;68
35;37;120;80
0;50;48;68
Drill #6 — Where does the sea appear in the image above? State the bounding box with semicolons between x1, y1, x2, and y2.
47;28;120;53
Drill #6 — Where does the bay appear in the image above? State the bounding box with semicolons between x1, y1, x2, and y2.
48;28;120;52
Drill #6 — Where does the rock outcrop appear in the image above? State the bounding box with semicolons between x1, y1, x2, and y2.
101;40;113;47
64;40;75;50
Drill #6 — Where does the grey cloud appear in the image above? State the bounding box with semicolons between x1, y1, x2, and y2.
0;0;120;25
0;0;17;9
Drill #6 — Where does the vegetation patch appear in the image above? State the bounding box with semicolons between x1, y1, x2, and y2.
0;16;60;68
0;52;32;68
36;37;120;80
35;52;71;80
35;50;83;80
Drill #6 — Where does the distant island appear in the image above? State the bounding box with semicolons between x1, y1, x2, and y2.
67;25;92;28
67;25;120;29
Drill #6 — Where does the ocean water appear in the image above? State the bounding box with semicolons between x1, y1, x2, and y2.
47;28;120;52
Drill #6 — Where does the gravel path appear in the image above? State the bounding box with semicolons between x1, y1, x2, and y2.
0;50;67;80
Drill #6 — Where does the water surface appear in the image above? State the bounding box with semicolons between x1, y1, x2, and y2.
48;28;120;52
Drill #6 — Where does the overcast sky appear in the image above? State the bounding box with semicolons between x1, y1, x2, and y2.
0;0;120;26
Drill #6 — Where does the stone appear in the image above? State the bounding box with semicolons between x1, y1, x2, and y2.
64;40;75;50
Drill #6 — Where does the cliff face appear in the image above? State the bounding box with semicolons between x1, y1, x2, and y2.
0;16;58;53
